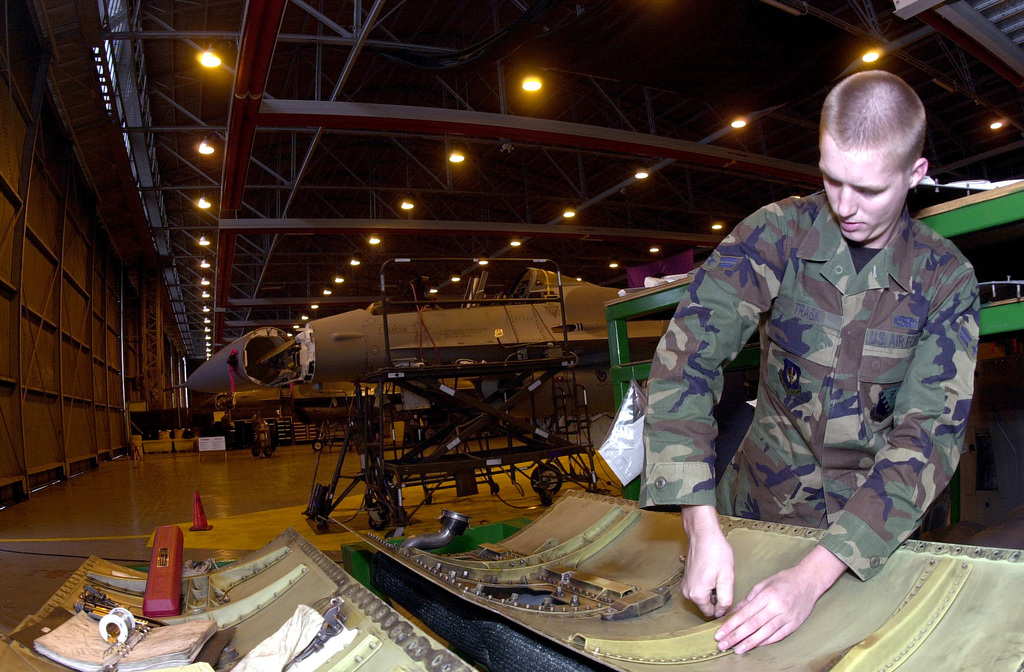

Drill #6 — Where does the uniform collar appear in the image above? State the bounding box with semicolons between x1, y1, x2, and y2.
796;195;915;293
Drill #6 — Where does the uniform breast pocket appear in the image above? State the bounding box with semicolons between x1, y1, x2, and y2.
859;328;918;432
764;306;838;421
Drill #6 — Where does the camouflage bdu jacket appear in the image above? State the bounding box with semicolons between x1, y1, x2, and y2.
642;193;979;580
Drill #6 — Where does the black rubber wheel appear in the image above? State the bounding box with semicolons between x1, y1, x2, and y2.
530;464;563;506
366;492;390;531
368;506;389;531
312;440;324;453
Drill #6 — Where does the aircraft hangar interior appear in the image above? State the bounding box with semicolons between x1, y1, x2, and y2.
2;1;1024;670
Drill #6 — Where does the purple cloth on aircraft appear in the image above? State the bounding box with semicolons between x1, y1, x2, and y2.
626;249;694;288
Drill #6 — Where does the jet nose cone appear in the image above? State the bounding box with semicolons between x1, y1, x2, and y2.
186;350;235;393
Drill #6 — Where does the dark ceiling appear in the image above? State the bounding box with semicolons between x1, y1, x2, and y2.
26;0;1024;357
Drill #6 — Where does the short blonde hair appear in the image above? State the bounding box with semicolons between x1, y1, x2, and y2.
820;71;926;170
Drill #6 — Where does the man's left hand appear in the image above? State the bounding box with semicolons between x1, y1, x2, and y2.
713;544;847;654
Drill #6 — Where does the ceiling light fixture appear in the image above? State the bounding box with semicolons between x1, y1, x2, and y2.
300;314;309;321
563;209;576;219
198;138;215;155
349;257;361;266
203;317;210;324
204;327;211;333
198;235;210;246
451;275;461;282
368;235;381;245
200;259;210;268
990;121;1004;130
634;169;650;180
510;239;522;247
202;305;210;312
608;262;619;269
199;48;221;68
400;199;414;210
649;246;660;253
310;304;319;310
576;277;583;282
334;276;345;284
478;259;489;266
323;289;332;296
712;222;724;231
293;325;300;330
205;334;211;341
522;76;542;92
428;288;438;294
197;196;212;209
200;278;210;286
862;50;880;63
448;149;465;163
201;290;210;298
731;119;747;129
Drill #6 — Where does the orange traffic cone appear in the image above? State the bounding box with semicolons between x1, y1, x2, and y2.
189;491;213;531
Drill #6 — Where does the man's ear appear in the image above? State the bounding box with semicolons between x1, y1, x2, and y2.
907;157;929;189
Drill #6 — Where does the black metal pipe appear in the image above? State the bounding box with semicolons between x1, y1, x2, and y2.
400;509;471;551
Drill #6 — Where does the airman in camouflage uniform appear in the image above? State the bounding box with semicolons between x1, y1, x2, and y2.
642;71;979;653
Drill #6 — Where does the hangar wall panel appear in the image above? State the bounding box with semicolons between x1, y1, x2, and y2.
0;31;133;504
63;281;89;345
0;388;23;487
0;198;17;284
66;402;95;463
21;318;59;391
22;392;62;473
22;238;58;324
0;292;13;380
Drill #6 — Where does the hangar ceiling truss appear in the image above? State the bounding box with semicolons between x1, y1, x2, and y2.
25;0;1024;357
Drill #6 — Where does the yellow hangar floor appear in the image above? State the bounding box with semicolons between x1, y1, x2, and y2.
0;443;607;636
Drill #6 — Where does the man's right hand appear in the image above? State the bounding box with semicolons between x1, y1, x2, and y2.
681;505;734;619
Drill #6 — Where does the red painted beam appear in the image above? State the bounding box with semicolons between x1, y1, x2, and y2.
217;0;286;346
222;0;287;214
918;10;1024;90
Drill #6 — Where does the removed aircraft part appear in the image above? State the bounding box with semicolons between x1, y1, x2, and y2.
186;267;665;394
400;509;471;551
6;529;473;672
368;490;1024;671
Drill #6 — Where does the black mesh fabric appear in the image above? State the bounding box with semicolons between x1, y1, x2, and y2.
372;552;610;672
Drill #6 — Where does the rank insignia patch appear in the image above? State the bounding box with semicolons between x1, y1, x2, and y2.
779;357;802;395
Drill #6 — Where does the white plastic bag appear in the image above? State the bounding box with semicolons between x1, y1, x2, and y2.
597;380;647;485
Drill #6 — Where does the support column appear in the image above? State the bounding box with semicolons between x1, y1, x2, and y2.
141;268;165;410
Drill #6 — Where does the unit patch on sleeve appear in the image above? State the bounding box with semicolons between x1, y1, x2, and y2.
779;357;802;395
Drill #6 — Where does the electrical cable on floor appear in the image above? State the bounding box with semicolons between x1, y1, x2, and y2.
0;546;148;563
491;490;544;510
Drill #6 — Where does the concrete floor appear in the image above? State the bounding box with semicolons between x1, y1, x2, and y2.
0;443;605;635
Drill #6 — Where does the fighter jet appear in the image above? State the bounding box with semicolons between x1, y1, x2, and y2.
186;267;667;400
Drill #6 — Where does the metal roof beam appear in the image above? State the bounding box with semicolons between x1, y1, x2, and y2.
218;217;725;247
258;100;823;186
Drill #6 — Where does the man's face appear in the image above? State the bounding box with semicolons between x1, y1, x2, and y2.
819;132;928;249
